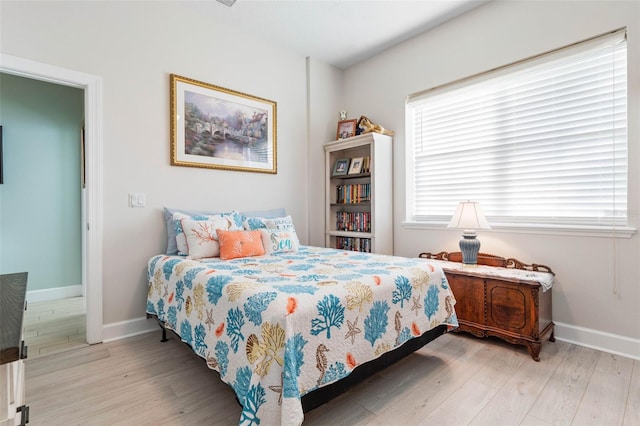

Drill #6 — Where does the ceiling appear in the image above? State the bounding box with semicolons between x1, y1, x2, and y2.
185;0;487;69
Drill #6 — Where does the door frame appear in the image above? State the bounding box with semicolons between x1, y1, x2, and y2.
1;53;103;344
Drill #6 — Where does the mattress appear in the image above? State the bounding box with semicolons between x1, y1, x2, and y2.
146;245;458;425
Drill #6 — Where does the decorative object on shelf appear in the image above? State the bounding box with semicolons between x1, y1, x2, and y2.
336;119;357;139
170;74;277;174
339;110;347;120
447;201;491;266
357;115;394;136
332;158;350;176
348;157;363;175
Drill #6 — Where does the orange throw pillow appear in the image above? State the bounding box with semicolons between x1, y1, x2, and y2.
217;229;265;260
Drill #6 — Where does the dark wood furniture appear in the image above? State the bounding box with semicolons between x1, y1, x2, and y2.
1;272;29;425
419;252;554;361
0;272;28;365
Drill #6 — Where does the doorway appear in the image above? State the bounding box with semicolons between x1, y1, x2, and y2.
0;54;103;344
0;72;86;356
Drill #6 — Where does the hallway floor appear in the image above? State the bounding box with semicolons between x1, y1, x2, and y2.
23;296;87;359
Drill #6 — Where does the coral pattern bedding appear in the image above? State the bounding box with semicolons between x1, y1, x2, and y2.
146;246;458;426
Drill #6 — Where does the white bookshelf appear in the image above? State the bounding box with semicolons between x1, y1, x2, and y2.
324;133;393;254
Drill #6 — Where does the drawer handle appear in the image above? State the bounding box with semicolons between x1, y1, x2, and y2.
20;341;28;360
17;405;29;425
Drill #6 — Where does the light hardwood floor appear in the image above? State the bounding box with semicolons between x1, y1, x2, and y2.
23;297;88;359
24;329;639;425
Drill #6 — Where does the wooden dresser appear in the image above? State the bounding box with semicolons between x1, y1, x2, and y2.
419;252;554;361
1;272;29;426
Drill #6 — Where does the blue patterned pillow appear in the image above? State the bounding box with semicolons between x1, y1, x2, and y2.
244;215;300;248
243;215;296;231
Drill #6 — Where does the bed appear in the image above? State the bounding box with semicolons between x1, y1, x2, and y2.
146;209;458;425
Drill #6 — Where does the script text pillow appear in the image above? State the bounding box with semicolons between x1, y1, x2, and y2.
243;215;300;247
260;229;300;254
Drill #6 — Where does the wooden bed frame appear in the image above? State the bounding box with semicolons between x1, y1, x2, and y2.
147;313;448;412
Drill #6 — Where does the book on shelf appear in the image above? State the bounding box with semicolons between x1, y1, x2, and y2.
336;211;371;232
335;183;371;204
335;236;371;253
362;156;370;173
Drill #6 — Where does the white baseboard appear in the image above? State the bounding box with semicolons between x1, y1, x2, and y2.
554;321;640;361
26;285;83;303
102;316;159;343
98;318;640;361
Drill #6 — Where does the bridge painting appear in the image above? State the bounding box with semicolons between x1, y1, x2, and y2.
184;90;269;163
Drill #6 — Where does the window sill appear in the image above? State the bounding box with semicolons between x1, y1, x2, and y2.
401;221;636;239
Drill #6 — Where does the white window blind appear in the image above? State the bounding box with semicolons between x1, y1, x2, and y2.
406;29;627;227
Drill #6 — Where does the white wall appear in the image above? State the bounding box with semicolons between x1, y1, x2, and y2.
306;58;344;247
0;1;309;326
332;0;640;357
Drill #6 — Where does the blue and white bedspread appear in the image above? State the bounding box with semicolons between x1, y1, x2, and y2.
146;246;458;426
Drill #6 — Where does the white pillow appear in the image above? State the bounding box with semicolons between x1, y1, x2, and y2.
260;229;300;254
181;217;239;259
164;207;219;255
175;211;242;256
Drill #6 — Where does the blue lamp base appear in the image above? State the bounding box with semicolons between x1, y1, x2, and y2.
459;231;481;265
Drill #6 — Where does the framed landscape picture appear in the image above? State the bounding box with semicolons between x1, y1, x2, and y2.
170;74;277;174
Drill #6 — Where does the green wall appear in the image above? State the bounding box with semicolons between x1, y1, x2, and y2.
0;73;83;291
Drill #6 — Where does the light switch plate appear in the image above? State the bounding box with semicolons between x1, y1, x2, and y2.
128;193;146;208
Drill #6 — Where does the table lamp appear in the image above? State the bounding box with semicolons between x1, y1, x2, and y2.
447;201;491;266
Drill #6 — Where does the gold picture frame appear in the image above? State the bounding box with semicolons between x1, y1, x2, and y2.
336;119;357;140
170;74;277;174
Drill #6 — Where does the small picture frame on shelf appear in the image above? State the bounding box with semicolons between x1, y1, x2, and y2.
336;119;357;140
332;158;351;176
348;157;363;175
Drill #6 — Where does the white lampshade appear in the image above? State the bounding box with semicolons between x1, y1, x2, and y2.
447;201;491;231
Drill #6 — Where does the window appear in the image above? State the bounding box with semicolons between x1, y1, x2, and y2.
406;29;627;229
